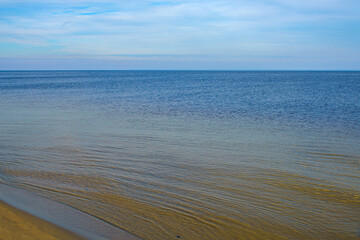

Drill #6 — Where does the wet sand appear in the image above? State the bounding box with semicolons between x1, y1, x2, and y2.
0;200;84;240
0;184;141;240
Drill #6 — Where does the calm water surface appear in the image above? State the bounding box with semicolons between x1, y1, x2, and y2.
0;71;359;239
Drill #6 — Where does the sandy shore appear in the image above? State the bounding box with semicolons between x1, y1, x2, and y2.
0;183;141;240
0;200;85;240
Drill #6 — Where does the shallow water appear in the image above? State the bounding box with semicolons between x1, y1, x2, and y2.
0;71;359;239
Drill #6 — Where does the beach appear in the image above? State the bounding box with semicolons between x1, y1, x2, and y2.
0;183;141;240
0;200;84;240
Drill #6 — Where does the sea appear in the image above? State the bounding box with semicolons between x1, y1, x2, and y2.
0;71;359;239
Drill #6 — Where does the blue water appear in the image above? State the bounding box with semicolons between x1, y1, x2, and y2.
0;71;359;239
1;71;359;128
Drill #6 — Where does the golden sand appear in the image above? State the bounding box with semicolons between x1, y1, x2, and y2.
0;200;85;240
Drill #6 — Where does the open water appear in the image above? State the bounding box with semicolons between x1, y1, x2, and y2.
0;71;359;239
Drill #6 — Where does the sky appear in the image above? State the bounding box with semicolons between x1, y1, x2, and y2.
0;0;359;70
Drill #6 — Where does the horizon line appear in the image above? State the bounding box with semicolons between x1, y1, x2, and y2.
1;69;360;72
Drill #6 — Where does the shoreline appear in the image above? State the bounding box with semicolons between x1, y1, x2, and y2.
0;183;140;240
0;199;85;240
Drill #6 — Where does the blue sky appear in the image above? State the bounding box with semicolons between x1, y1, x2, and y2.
0;0;359;70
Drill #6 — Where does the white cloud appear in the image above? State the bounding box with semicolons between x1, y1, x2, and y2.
0;0;359;60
